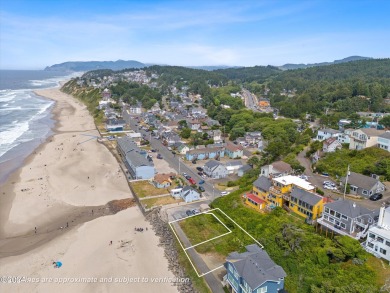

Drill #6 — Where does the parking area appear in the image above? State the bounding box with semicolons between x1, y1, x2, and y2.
150;153;176;174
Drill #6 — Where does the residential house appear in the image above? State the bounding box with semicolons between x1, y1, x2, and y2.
235;137;246;146
268;175;315;208
126;132;142;146
322;137;342;153
337;129;351;144
203;160;228;179
106;118;126;132
102;88;111;99
129;102;142;114
252;176;272;202
244;132;262;145
207;129;222;143
185;147;225;161
224;244;286;293
340;172;385;198
378;132;390;152
317;200;379;239
162;131;181;147
187;119;201;131
225;160;243;174
349;128;384;150
180;186;201;203
365;205;390;261
260;161;292;178
170;187;183;199
153;173;175;188
289;187;324;220
150;102;161;113
205;118;220;127
244;193;267;212
316;128;340;141
176;143;190;155
238;164;252;177
117;136;155;179
225;142;244;159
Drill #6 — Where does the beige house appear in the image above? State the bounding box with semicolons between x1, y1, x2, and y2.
349;128;384;150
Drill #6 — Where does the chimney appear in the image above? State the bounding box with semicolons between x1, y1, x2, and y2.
378;205;385;227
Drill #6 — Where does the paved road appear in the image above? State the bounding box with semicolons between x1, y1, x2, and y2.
172;222;224;293
242;89;259;111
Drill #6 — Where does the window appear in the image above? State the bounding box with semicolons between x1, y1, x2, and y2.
369;233;375;239
335;212;341;219
362;190;368;195
325;207;330;214
386;241;390;247
257;286;268;293
341;215;348;220
380;248;387;255
340;223;346;229
329;217;335;223
367;242;374;248
324;215;328;220
330;210;335;216
377;237;384;243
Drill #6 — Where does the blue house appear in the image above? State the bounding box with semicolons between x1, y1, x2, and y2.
185;147;225;161
224;244;286;293
117;136;155;179
180;186;201;203
225;142;244;159
106;118;126;132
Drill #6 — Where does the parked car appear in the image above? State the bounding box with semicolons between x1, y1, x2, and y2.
192;160;197;164
220;191;229;196
151;149;157;152
192;209;200;214
188;178;196;185
186;210;193;216
299;175;309;181
198;186;205;192
196;167;203;171
321;172;329;177
157;154;163;159
198;180;205;185
182;172;188;177
197;172;203;176
184;175;191;180
369;193;383;201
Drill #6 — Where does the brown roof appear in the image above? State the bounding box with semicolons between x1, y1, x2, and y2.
226;142;243;152
360;128;385;136
153;173;176;184
271;161;292;173
324;137;338;146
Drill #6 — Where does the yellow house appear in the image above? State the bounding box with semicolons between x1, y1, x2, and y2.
289;187;324;220
252;176;271;202
244;193;266;212
269;175;315;208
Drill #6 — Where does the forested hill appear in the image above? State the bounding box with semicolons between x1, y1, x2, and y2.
44;60;145;71
215;65;281;82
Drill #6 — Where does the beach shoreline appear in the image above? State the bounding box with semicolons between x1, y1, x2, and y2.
0;86;179;292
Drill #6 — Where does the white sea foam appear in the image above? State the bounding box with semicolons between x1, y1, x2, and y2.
0;121;30;157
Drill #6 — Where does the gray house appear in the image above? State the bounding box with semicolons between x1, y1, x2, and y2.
117;136;155;179
341;172;386;198
181;186;201;203
317;199;379;239
203;160;228;179
238;164;252;177
224;244;286;293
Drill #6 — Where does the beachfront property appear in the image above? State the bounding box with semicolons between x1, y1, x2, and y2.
364;205;390;261
225;160;243;174
316;200;379;239
260;161;292;178
252;176;272;202
225;142;244;159
224;244;286;293
126;132;142;146
244;193;267;212
289;187;325;220
152;173;175;188
268;175;315;209
185;147;225;161
203;160;228;179
170;187;183;199
315;128;340;141
340;172;386;198
117;136;155;179
322;137;342;153
106;118;126;132
349;128;384;150
180;186;201;203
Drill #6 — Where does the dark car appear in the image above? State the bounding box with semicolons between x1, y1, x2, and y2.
370;193;383;201
192;160;197;164
186;210;193;216
157;154;163;159
184;175;191;180
197;172;203;176
198;186;205;192
196;167;203;171
151;149;157;152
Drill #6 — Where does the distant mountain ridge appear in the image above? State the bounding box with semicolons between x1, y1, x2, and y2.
44;60;146;72
278;56;373;70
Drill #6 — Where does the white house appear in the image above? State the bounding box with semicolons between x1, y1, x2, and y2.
365;205;390;261
323;137;342;153
378;132;390;152
180;186;200;203
337;130;351;144
170;188;183;199
203;160;228;179
225;160;243;174
316;128;340;141
129;102;142;114
349;128;385;150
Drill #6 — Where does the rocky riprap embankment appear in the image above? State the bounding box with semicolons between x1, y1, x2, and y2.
146;208;197;293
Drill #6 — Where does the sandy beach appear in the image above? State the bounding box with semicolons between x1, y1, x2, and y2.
0;87;178;292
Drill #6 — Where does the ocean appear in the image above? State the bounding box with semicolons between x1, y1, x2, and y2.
0;70;80;183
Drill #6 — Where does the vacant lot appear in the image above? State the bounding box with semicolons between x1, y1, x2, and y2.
141;196;182;208
179;213;230;245
130;181;169;198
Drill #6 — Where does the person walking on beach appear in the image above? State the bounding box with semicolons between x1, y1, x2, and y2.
35;227;37;234
66;222;69;228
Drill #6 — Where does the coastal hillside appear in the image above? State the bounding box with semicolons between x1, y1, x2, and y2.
44;60;145;72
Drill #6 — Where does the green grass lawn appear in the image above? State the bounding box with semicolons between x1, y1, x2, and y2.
141;196;182;208
130;181;169;198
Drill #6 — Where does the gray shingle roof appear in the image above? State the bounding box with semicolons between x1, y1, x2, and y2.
253;176;271;192
225;160;243;167
324;199;374;218
379;132;390;139
291;187;323;206
204;160;222;171
341;172;379;190
125;151;152;167
227;244;286;290
321;128;340;134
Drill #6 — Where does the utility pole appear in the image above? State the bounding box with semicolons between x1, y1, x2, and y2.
178;157;181;174
343;165;350;200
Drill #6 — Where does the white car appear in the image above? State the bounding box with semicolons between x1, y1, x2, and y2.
300;175;309;180
220;191;229;196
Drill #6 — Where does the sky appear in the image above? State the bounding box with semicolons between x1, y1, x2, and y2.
1;0;390;69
